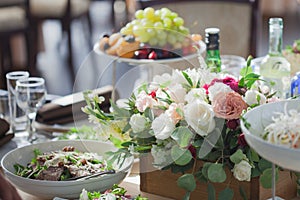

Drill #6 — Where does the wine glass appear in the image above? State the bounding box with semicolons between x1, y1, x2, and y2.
15;77;47;142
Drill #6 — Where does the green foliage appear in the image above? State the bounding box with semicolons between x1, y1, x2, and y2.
218;188;234;200
207;183;216;200
230;149;247;164
177;174;196;192
207;164;226;183
171;145;193;166
259;168;279;188
171;127;194;148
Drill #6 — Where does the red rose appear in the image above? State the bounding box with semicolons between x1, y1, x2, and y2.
238;133;247;147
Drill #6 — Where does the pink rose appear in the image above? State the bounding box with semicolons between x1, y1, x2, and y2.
212;92;247;120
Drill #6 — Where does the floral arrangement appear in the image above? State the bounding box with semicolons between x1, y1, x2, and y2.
82;56;279;199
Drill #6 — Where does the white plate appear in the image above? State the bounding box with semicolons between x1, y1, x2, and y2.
93;40;206;65
240;99;300;172
1;140;134;199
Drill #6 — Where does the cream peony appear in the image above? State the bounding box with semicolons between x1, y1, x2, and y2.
168;84;187;104
185;88;207;103
232;160;252;181
151;113;175;140
208;82;233;102
244;89;267;105
184;100;216;136
129;113;147;133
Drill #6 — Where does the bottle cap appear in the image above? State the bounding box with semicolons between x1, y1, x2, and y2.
205;28;220;34
269;18;283;26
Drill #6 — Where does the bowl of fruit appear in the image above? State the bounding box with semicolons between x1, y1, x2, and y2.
94;7;205;66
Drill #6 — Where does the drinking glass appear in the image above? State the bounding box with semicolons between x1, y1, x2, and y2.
15;77;47;142
6;71;30;133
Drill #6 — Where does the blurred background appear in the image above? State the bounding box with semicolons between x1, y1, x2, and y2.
0;0;299;96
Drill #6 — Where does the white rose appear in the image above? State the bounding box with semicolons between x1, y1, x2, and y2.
135;90;156;112
129;113;147;133
232;160;252;182
244;89;266;105
184;100;215;136
151;113;175;140
185;88;207;104
208;82;233;102
168;84;186;103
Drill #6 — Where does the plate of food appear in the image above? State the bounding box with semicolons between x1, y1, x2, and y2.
1;140;134;199
240;99;300;172
93;7;206;66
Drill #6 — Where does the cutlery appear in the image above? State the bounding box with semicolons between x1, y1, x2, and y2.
64;169;116;181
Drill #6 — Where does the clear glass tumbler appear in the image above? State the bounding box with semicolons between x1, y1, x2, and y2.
6;71;30;133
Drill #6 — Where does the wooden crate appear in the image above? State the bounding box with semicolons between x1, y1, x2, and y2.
139;155;297;200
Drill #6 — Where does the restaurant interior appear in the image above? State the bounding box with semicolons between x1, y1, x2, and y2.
1;0;300;200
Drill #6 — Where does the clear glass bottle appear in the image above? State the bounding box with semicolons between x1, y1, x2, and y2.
205;28;221;73
259;18;291;99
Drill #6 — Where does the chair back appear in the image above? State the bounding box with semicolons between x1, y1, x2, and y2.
138;0;260;58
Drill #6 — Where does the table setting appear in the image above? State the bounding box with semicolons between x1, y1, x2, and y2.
1;6;300;200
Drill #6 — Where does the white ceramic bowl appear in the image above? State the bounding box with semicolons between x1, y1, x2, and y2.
1;140;134;199
240;99;300;172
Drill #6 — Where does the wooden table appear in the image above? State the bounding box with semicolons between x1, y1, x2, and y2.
17;173;173;200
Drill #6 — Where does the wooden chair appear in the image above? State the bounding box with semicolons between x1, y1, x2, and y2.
0;0;35;88
29;0;92;82
137;0;260;58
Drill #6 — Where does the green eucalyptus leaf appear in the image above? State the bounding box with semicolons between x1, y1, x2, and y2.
251;167;261;178
218;188;234;200
207;163;226;183
230;149;246;164
258;159;272;172
207;183;216;200
144;107;154;121
177;174;196;192
171;127;194;148
259;168;279;188
239;186;248;200
183;192;191;200
202;162;213;179
195;170;207;183
171;145;193;166
250;149;260;162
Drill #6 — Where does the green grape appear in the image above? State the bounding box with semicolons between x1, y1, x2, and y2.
154;21;164;29
167;33;177;45
154;10;161;18
149;37;158;46
141;19;153;28
170;12;178;19
163;18;172;29
160;8;171;16
178;26;190;35
133;25;146;36
131;19;139;26
135;10;144;19
173;17;184;26
139;33;150;43
144;7;155;20
158;39;167;47
147;28;156;37
156;31;167;40
120;27;132;35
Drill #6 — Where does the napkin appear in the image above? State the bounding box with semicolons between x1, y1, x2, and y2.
0;118;14;147
36;85;113;125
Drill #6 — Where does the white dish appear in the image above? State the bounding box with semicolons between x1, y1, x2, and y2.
93;40;206;65
1;140;134;199
240;99;300;172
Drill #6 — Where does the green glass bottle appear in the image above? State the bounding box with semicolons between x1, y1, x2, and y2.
260;18;291;99
205;28;221;73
